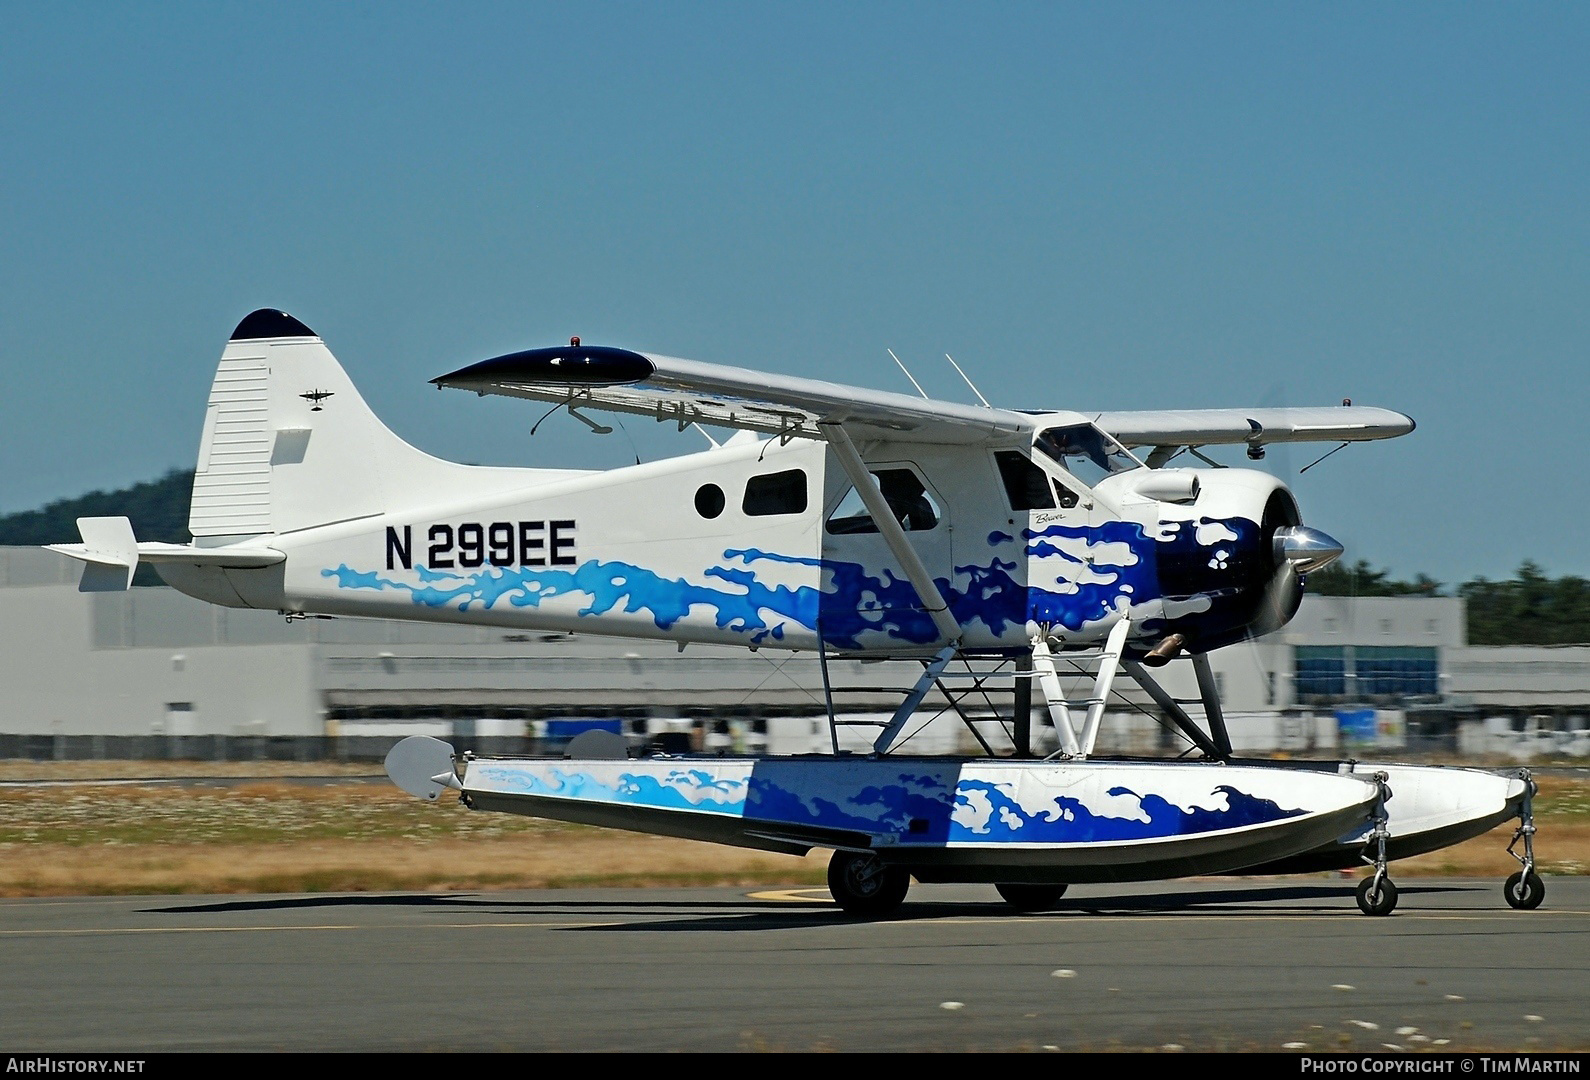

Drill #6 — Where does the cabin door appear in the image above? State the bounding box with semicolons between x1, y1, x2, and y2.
818;456;952;650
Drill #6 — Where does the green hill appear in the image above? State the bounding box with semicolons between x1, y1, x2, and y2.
0;469;194;546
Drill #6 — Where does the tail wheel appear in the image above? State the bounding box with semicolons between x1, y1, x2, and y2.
1504;870;1545;910
995;883;1068;912
1355;875;1399;916
827;851;910;916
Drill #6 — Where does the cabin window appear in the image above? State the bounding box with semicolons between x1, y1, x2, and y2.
694;483;726;519
742;469;808;516
1034;423;1142;487
994;451;1078;510
826;468;940;534
996;451;1054;510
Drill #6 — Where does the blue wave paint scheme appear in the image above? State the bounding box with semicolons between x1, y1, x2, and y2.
322;556;821;641
746;762;960;842
323;512;1263;648
732;549;1028;648
463;759;1312;848
987;531;1015;545
948;781;1304;843
1024;521;1158;632
469;764;748;815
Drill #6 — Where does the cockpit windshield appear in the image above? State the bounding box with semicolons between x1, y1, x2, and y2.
1033;424;1143;488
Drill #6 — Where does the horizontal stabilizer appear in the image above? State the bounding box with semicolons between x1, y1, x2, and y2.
49;517;137;592
133;543;284;568
48;516;284;592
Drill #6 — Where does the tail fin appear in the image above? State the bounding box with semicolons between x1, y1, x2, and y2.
191;309;457;540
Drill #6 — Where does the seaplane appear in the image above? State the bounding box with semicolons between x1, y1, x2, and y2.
51;309;1543;916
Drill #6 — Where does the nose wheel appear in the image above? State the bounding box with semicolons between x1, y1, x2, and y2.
827;851;910;916
1356;772;1398;916
1505;870;1545;910
1504;770;1545;910
1356;875;1399;916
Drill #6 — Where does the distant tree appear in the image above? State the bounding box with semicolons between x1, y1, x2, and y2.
1305;557;1590;644
1461;562;1590;645
1307;559;1442;597
0;469;194;545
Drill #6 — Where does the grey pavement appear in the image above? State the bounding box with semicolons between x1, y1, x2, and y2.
0;877;1584;1052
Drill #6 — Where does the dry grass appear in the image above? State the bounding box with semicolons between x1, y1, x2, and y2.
0;764;1582;897
0;834;831;897
0;760;383;781
0;775;827;896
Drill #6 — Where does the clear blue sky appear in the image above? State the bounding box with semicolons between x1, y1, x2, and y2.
2;3;1585;585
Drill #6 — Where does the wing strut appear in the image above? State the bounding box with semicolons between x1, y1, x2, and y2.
818;422;962;647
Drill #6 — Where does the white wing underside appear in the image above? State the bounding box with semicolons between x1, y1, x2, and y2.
439;353;1032;446
436;351;1414;450
1091;406;1415;450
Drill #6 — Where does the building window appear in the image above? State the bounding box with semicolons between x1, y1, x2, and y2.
1356;646;1439;697
1294;645;1438;700
1295;646;1346;697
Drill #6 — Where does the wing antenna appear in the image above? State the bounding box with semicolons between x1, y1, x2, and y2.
945;353;992;408
1299;441;1350;474
886;349;930;399
529;393;574;435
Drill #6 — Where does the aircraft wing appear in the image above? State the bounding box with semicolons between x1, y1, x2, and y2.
432;346;1033;446
1090;406;1415;450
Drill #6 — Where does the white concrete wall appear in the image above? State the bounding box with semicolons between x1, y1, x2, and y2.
0;578;320;736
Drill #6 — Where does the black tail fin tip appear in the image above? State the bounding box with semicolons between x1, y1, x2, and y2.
231;309;315;341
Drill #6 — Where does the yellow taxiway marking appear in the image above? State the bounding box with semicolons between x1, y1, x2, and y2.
748;888;834;904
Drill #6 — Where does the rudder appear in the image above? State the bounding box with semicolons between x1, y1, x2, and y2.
191;309;438;541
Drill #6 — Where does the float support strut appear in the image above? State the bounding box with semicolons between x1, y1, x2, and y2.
873;645;959;754
1030;635;1081;757
1121;660;1225;759
1078;618;1131;757
1191;652;1233;758
1012;652;1033;758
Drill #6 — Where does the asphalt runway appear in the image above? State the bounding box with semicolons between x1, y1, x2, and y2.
0;878;1585;1052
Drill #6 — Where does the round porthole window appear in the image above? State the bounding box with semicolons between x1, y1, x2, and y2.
695;483;726;519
